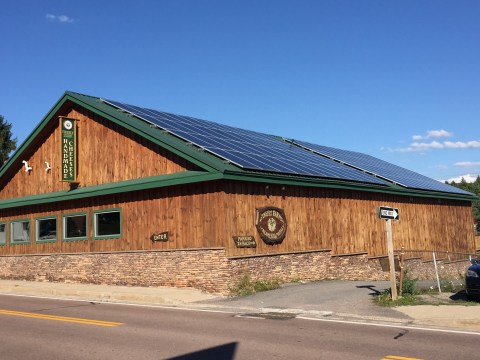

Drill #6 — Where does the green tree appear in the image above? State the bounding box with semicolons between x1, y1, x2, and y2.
0;114;17;166
447;176;480;233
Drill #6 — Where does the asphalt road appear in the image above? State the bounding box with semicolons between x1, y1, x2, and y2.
0;293;479;360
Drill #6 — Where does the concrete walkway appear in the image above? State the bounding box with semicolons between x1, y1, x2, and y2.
0;279;217;305
396;304;480;330
1;279;480;332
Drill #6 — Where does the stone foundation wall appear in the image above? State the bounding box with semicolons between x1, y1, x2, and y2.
0;249;231;295
0;248;394;295
402;257;470;281
3;248;468;295
229;251;389;284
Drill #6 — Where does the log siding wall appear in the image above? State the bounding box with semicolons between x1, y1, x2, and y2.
222;182;475;257
0;180;475;257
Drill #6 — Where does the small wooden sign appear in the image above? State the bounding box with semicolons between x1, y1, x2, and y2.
233;236;257;248
151;231;169;242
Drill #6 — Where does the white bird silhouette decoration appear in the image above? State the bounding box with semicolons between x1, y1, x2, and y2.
22;160;32;172
45;161;51;172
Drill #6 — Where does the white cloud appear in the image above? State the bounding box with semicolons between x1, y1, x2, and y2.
444;140;480;149
412;129;453;141
395;140;480;152
454;161;480;167
46;14;74;23
442;174;480;183
426;130;453;139
397;141;443;152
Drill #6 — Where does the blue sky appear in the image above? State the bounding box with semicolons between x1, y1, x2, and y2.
1;0;479;182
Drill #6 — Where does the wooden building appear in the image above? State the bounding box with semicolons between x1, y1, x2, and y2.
0;91;476;293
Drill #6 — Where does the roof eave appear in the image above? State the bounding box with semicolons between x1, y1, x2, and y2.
222;170;478;202
0;171;223;210
64;92;239;173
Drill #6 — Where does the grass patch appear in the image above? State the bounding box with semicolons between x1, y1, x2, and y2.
373;272;476;307
373;290;427;306
401;273;418;295
438;278;465;293
230;275;281;297
374;272;425;306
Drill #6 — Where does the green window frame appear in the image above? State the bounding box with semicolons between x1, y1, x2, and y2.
0;222;6;245
35;215;58;243
10;219;31;244
62;212;88;241
93;209;122;240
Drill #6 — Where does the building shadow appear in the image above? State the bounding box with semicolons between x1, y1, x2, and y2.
167;342;238;360
356;284;383;296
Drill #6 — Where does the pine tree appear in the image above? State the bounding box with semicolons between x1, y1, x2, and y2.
0;114;17;166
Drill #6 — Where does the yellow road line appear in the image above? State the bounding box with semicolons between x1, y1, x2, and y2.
383;356;424;360
0;309;123;327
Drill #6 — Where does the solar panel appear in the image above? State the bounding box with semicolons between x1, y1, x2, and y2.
102;99;389;186
288;139;472;195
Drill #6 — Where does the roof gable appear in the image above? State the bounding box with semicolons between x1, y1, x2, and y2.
0;91;476;202
0;93;217;199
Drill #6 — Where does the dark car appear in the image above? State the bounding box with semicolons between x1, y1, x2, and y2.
465;259;480;299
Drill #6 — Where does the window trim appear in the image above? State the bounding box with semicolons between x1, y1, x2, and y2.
35;215;58;243
62;212;88;242
10;218;31;245
93;208;122;240
0;221;6;245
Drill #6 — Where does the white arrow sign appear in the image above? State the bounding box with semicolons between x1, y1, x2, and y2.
378;206;399;220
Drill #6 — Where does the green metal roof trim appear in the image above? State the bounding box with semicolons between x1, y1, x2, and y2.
0;168;474;211
222;170;478;201
64;92;239;173
0;91;237;179
0;95;68;178
0;171;223;210
0;91;476;205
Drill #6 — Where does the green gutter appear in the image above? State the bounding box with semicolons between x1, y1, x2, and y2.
0;171;223;210
222;170;478;202
0;167;475;211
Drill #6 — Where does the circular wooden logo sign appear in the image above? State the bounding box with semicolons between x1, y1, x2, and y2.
255;206;287;245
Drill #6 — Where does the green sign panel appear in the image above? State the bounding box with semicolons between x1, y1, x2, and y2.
60;118;77;182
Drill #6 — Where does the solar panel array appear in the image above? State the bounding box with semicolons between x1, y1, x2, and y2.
288;139;472;195
102;98;471;195
103;99;388;186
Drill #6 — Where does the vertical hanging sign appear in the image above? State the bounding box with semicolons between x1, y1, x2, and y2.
60;117;77;182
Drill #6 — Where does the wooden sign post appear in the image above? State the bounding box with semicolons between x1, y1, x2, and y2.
385;219;397;300
378;206;400;301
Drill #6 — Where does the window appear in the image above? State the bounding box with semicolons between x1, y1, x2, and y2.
0;222;6;245
11;219;30;244
36;216;57;242
63;213;87;241
94;209;121;239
